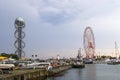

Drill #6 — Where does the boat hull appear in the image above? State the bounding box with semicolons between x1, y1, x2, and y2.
107;61;120;65
83;58;93;64
72;64;85;68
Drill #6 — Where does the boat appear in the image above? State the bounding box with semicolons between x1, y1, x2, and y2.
0;64;14;69
0;59;15;72
72;60;85;68
0;63;15;73
107;41;120;65
72;48;85;68
107;60;120;65
83;58;93;64
107;59;120;65
20;61;50;69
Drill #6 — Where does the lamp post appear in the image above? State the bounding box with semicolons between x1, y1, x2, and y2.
14;17;25;59
32;54;37;60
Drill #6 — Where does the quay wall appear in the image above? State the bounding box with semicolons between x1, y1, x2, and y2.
0;65;71;80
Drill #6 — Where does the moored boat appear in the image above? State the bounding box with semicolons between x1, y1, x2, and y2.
83;58;93;64
107;59;120;65
72;48;85;68
72;61;85;68
20;61;50;69
0;63;15;73
107;41;120;65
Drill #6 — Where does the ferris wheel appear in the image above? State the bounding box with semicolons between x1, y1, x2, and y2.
83;27;95;59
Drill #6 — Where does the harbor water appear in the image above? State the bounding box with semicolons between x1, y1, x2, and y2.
46;64;120;80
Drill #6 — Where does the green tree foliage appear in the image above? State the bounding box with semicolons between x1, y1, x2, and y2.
1;53;10;57
9;54;19;60
101;55;106;59
0;53;19;60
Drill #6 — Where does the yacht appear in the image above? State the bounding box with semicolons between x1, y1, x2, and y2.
0;63;15;73
72;48;85;68
21;61;50;69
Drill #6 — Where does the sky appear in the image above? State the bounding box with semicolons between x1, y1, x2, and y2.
0;0;120;59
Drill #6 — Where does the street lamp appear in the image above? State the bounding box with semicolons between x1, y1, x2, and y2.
32;54;37;60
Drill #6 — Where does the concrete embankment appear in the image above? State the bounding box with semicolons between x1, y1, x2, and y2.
0;65;71;80
47;65;71;76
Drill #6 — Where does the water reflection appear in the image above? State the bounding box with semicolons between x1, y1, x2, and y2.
46;64;120;80
46;65;96;80
81;64;96;80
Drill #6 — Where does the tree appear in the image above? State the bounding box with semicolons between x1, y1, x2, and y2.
1;53;10;57
0;53;19;60
101;55;106;58
10;54;19;60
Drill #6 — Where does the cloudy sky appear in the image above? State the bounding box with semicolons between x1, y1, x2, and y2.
0;0;120;59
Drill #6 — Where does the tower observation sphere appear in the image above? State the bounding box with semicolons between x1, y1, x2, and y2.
15;17;25;28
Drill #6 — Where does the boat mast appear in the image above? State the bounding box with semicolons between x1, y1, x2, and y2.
115;41;119;59
77;48;82;60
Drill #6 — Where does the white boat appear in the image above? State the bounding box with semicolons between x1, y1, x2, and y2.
107;41;120;65
21;61;50;69
107;59;120;65
72;61;85;68
0;63;15;73
83;58;93;64
0;64;14;68
0;59;15;69
72;48;85;68
105;58;111;63
27;61;41;66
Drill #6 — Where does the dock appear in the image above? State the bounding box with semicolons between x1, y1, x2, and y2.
0;65;71;80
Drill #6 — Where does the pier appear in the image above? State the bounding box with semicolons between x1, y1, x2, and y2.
0;65;71;80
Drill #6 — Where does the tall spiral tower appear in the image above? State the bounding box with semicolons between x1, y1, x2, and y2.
14;17;25;58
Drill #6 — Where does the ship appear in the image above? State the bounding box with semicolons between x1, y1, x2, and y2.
83;58;93;64
107;41;120;65
72;48;85;68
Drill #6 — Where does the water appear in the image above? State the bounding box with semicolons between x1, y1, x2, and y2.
46;64;120;80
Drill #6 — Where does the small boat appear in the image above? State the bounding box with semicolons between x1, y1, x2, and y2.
72;61;85;68
107;41;120;65
20;61;50;69
0;63;15;73
107;59;120;65
72;48;85;68
0;64;15;69
83;58;93;64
